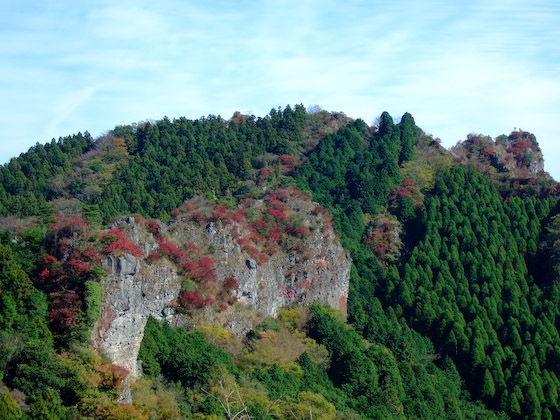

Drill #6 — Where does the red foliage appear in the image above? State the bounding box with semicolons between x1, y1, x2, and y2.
279;155;298;167
381;220;399;229
212;204;229;221
94;363;129;390
259;169;270;178
198;256;215;270
279;155;298;175
223;277;239;292
290;227;306;236
147;220;160;235
49;291;81;326
180;256;218;285
288;186;310;200
374;247;387;256
507;140;531;162
363;219;401;263
483;147;495;157
39;268;52;284
311;205;329;216
188;211;205;224
268;188;289;202
184;242;200;257
102;239;143;258
82;247;97;260
102;229;144;257
281;289;297;298
43;254;58;265
158;237;186;262
230;211;245;223
389;178;422;209
50;213;88;233
210;204;246;225
400;178;414;188
268;208;287;220
266;197;288;212
39;255;64;285
67;258;91;276
179;290;205;309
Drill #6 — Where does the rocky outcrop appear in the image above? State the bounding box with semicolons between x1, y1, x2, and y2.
93;193;351;400
93;253;181;378
176;210;351;332
451;130;547;177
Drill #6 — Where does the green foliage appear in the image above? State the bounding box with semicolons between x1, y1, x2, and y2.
0;132;94;217
304;303;502;420
139;316;237;388
0;389;22;420
84;280;104;329
295;112;418;251
95;106;309;221
29;388;66;420
131;378;182;420
372;165;560;419
82;204;102;225
1;106;559;419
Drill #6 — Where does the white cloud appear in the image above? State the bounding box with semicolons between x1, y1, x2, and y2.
0;0;559;177
43;87;97;140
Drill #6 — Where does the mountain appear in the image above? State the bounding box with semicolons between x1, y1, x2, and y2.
0;105;559;419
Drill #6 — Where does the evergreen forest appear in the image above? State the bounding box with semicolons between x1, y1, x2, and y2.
1;104;560;419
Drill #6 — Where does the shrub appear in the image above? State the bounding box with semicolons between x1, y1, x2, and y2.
179;290;205;309
101;229;143;258
84;280;104;328
223;277;239;292
158;238;185;262
147;220;160;236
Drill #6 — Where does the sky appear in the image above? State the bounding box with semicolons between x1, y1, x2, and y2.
1;0;559;178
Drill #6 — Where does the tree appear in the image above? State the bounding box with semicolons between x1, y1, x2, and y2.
481;369;496;400
0;389;22;420
399;112;415;164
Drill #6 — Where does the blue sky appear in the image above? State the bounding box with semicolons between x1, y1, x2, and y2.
1;0;559;178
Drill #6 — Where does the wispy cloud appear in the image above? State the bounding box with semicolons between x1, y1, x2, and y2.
0;0;559;176
44;86;97;140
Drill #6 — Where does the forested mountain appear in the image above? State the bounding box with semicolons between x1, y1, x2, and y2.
1;105;559;419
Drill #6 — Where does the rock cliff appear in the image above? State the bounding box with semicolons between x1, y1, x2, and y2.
93;189;351;398
451;130;547;177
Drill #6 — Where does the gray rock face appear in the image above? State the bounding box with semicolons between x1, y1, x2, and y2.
216;227;351;319
93;254;181;382
93;199;351;399
166;209;352;329
528;158;544;175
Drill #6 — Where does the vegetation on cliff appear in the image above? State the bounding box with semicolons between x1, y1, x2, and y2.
1;104;559;419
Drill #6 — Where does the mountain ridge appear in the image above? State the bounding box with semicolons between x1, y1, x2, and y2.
1;105;559;419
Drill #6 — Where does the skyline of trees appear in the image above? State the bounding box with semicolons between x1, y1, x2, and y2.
0;105;558;419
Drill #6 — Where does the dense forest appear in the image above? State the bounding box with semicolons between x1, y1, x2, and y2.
1;104;559;419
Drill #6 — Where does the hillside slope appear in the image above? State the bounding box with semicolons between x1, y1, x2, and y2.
1;105;559;419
